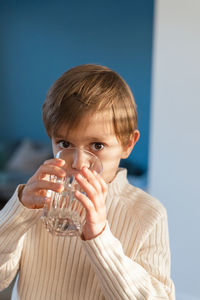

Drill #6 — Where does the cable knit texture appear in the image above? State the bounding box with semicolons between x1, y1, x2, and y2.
0;169;175;299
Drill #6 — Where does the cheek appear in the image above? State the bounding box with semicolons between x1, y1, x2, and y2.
51;142;58;157
101;157;121;183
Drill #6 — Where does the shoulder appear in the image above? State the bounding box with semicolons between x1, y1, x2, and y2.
108;169;167;230
107;178;169;253
120;182;167;227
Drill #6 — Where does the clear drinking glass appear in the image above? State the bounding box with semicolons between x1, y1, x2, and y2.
41;148;103;237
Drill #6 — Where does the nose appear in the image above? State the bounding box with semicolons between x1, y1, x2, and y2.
71;149;91;171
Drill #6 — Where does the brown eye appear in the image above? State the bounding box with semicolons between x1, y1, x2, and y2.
91;143;104;151
58;141;70;148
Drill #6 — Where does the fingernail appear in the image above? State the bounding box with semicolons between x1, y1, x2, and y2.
58;184;64;192
57;159;65;165
83;166;90;172
76;173;83;180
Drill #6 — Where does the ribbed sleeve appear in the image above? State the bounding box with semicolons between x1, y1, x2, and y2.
0;185;42;290
82;217;174;299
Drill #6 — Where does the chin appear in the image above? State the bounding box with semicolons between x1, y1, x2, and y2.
103;172;118;184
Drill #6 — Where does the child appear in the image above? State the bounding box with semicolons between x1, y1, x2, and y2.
0;64;175;299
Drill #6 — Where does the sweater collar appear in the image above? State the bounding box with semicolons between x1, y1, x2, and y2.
107;168;128;197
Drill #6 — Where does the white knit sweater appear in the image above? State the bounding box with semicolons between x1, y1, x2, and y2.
0;169;175;299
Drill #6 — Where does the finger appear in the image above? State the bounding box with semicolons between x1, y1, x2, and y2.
24;180;64;195
93;170;108;194
43;158;65;166
81;167;102;192
75;173;97;200
75;190;94;212
35;164;66;180
20;184;51;209
82;168;107;198
29;195;49;209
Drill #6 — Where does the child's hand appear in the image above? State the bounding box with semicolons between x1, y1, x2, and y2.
19;158;66;209
74;167;108;240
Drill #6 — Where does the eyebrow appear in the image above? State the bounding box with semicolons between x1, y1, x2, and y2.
54;134;67;139
53;133;108;142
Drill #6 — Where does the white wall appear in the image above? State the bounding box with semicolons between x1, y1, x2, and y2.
148;1;200;299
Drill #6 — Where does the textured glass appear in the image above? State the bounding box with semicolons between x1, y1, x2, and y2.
41;148;102;236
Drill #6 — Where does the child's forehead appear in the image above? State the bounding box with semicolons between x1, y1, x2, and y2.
55;111;115;139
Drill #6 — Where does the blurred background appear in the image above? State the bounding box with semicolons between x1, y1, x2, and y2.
0;0;199;299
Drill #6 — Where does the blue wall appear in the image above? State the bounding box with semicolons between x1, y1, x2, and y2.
0;0;154;172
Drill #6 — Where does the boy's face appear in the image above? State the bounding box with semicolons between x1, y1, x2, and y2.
51;112;139;183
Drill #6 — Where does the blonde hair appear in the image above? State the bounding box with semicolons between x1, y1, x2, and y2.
42;64;138;147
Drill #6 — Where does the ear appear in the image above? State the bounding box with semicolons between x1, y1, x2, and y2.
121;130;140;159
